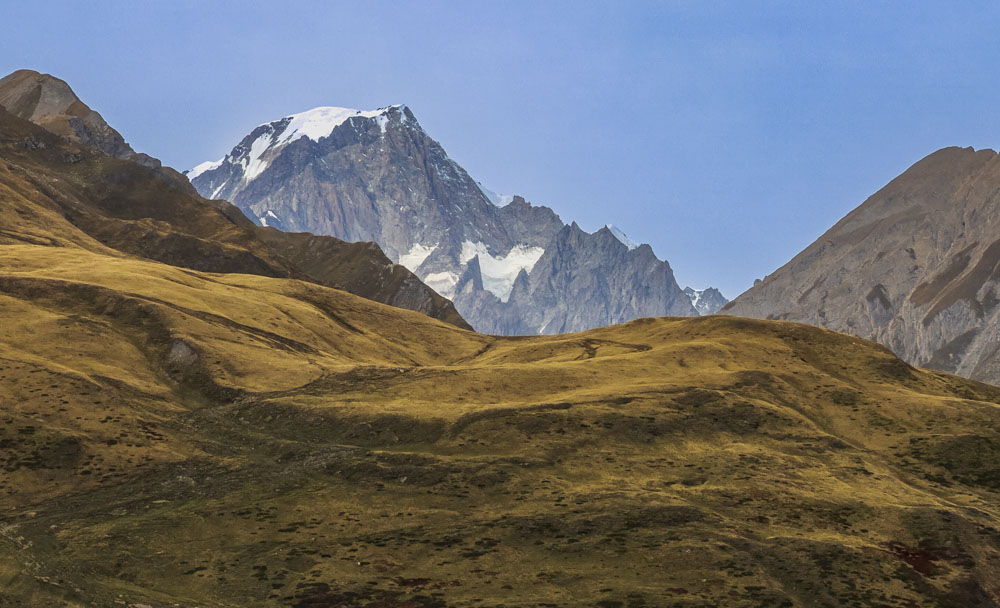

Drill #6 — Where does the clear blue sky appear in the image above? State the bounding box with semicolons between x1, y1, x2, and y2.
3;1;1000;298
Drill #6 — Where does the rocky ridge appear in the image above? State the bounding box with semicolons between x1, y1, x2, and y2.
724;146;1000;384
456;223;695;334
0;69;194;192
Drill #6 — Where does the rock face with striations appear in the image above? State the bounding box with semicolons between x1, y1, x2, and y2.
190;104;700;333
723;146;1000;384
455;223;695;334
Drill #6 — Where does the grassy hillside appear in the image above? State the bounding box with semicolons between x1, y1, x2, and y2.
2;243;1000;607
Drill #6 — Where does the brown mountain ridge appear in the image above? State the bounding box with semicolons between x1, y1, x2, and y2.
0;69;195;192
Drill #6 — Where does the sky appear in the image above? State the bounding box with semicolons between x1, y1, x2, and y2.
3;1;1000;298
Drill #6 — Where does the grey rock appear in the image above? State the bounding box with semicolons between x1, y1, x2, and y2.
723;146;1000;385
455;223;696;334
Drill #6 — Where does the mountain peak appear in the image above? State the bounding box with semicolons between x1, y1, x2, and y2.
272;104;405;146
0;69;198;191
187;103;412;190
0;69;80;111
604;224;639;250
722;145;1000;384
0;69;94;136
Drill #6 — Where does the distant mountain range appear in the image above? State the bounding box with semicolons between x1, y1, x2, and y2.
189;104;723;333
724;146;1000;385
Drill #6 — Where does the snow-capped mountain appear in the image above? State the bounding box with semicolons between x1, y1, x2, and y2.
684;287;729;315
189;104;700;333
187;106;407;198
187;104;516;258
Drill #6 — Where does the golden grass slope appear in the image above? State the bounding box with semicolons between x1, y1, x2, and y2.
3;242;1000;607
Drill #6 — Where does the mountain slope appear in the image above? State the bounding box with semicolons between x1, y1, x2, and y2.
251;227;469;328
3;238;1000;606
189;105;701;333
0;83;469;329
724;146;1000;384
0;69;194;191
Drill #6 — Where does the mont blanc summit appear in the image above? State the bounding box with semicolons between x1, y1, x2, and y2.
190;103;710;333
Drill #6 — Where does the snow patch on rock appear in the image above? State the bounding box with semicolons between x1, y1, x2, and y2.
423;271;459;296
476;182;515;207
460;240;544;302
243;132;275;180
398;242;437;272
186;158;223;181
276;105;402;146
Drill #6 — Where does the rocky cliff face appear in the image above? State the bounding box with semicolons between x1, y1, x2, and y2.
455;224;695;334
724;146;1000;384
684;286;728;315
190;104;702;333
